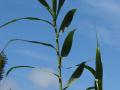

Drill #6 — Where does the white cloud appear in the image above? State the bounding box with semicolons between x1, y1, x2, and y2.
83;0;120;14
20;50;43;59
78;20;120;47
0;79;18;90
97;26;120;46
80;0;120;22
78;0;120;47
28;68;58;88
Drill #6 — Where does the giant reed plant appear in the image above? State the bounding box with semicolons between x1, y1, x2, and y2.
0;0;103;90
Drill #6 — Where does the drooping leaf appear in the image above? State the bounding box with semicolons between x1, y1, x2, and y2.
6;66;59;79
0;17;53;28
38;0;53;16
6;66;34;77
63;62;85;90
12;39;55;49
1;39;56;52
84;65;96;77
59;9;76;32
57;0;65;14
0;52;7;81
52;0;57;16
61;30;76;57
86;86;95;90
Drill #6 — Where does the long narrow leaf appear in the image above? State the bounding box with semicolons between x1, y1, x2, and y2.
84;65;96;77
57;0;65;15
63;62;85;90
12;39;55;49
6;66;59;79
86;86;95;90
52;0;57;16
96;47;103;80
6;66;35;77
38;0;53;16
1;39;56;52
11;39;55;49
38;0;49;8
59;9;76;32
61;30;76;57
6;66;34;77
95;30;103;90
0;17;53;28
95;30;103;80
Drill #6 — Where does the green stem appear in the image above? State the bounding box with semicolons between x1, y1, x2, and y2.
58;57;62;90
53;16;63;90
56;36;63;90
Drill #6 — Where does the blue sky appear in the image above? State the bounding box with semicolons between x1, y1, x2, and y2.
0;0;120;90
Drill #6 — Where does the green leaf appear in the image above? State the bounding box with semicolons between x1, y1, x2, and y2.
59;9;76;32
86;86;95;90
38;0;49;8
52;0;57;16
95;46;103;80
1;39;56;53
10;39;56;49
57;0;65;14
0;17;53;28
6;66;59;79
95;31;103;90
6;66;34;77
63;62;85;90
84;65;96;77
61;30;76;57
38;0;53;16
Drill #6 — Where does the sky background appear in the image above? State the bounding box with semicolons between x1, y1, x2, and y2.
0;0;120;90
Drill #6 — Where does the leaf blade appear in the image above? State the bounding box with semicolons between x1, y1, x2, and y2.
52;0;57;16
95;47;103;90
59;9;76;32
86;86;95;90
6;66;34;77
38;0;53;16
61;30;76;57
84;65;96;77
6;66;60;79
38;0;49;8
10;39;56;49
1;39;56;53
63;62;85;90
95;47;103;80
95;31;103;90
0;17;53;28
57;0;65;14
